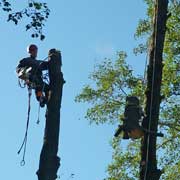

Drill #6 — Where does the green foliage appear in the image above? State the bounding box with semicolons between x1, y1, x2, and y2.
75;51;144;125
76;0;180;179
133;43;148;56
106;138;141;180
0;0;50;40
135;19;151;39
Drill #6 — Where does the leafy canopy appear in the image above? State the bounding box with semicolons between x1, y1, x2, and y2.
75;52;145;125
0;0;50;40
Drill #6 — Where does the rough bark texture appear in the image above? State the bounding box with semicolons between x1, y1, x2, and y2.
37;49;65;180
140;1;168;180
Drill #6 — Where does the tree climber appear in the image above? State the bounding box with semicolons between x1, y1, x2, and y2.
114;96;144;139
16;44;50;107
114;96;163;139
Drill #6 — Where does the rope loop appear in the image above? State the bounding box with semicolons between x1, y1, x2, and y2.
20;159;25;166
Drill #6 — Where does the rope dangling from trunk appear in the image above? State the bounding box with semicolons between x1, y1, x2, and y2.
17;87;32;166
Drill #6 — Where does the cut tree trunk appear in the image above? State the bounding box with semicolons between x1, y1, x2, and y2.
37;49;65;180
140;0;168;180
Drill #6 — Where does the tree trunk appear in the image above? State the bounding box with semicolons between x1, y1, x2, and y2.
140;1;168;180
37;49;65;180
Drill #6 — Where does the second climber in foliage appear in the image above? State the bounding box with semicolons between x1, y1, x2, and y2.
114;96;163;139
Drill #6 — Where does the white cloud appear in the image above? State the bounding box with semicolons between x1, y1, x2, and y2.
95;42;115;58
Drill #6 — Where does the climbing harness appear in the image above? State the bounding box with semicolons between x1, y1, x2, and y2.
18;79;26;88
18;70;49;125
17;87;32;166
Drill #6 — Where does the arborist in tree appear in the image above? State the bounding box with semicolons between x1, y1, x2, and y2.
114;96;144;139
16;44;50;107
114;96;163;139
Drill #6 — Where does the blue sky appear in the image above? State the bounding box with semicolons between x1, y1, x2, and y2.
0;1;147;180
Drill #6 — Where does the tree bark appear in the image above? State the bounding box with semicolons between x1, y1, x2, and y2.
140;1;168;180
37;49;65;180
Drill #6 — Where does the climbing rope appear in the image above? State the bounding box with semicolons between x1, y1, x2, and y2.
143;41;151;86
17;87;32;166
36;103;41;124
120;86;127;96
18;79;26;88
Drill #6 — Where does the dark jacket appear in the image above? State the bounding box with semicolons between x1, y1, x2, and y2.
16;56;48;79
